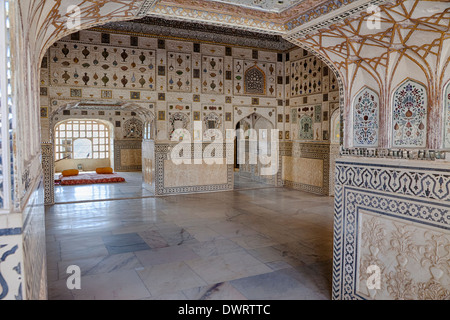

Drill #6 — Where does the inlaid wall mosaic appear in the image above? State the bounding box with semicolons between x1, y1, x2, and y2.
41;29;285;143
289;55;322;97
392;80;427;148
202;110;223;141
167;52;192;92
445;82;450;149
353;87;379;147
167;104;191;140
0;230;23;300
298;115;313;140
48;42;157;90
201;56;224;94
285;48;340;142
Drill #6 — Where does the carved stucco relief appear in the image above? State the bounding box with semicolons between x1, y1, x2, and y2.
357;212;450;300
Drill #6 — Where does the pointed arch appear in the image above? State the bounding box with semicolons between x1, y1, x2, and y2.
244;65;266;95
330;109;340;145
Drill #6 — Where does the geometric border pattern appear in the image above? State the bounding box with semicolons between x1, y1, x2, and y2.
114;140;143;172
335;161;450;201
154;142;234;195
333;158;450;300
41;143;55;205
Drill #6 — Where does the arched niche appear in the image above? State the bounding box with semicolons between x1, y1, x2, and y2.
330;109;341;145
353;87;380;147
244;65;266;95
392;79;427;148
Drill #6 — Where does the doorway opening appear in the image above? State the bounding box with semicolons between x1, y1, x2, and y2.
233;113;276;190
46;102;155;204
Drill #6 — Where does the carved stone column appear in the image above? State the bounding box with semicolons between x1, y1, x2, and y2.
41;143;54;205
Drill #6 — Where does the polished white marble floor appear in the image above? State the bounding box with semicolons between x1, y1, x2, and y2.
233;173;274;190
54;172;269;204
46;187;334;300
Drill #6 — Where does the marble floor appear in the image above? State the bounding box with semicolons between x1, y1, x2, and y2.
233;173;274;190
46;187;335;300
54;172;268;204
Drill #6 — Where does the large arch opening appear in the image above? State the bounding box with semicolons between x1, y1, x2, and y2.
35;14;340;300
1;0;448;302
42;99;155;204
2;0;377;301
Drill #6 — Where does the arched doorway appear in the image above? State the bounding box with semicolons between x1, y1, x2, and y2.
3;0;346;301
42;101;155;204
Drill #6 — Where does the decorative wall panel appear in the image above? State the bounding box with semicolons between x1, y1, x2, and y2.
201;55;224;94
202;111;223;141
290;55;322;97
43;29;284;143
299;115;313;140
282;142;331;195
167;104;191;140
356;211;450;300
333;158;450;300
154;142;233;195
233;60;276;97
286;49;339;143
353;87;379;147
445;83;450;149
392;80;427;148
167;52;192;92
123;118;143;139
114;139;142;171
48;42;156;90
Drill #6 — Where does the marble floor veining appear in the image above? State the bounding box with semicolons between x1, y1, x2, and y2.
46;186;335;300
54;172;270;204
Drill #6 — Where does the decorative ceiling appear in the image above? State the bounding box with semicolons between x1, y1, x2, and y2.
285;0;450;89
149;0;344;30
98;16;296;50
193;0;309;13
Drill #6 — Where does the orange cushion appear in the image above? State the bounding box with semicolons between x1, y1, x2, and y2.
61;169;79;177
96;167;113;174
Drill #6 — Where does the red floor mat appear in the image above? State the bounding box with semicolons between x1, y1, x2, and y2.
58;172;126;185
